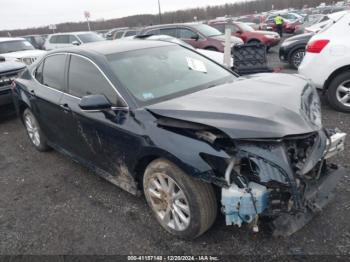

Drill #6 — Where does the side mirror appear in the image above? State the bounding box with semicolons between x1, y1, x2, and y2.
79;94;112;111
236;30;242;34
72;41;80;46
191;34;200;41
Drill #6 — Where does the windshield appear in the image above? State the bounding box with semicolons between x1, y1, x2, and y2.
237;22;254;32
0;40;34;54
191;24;222;37
107;45;235;105
77;33;104;43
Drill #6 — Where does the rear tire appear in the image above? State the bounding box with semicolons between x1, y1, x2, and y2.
327;71;350;113
23;108;50;151
289;48;305;69
143;158;217;239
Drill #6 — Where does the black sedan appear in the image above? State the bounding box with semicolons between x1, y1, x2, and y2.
279;33;313;69
12;40;346;239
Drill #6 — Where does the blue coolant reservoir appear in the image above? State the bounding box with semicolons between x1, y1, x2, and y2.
221;182;269;227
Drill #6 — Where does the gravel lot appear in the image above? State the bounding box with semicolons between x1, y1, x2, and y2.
1;41;350;256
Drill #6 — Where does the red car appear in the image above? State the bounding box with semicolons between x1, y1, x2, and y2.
139;23;243;53
208;21;281;50
265;16;302;34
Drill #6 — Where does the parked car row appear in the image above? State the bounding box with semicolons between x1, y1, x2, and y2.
0;37;46;65
208;19;280;50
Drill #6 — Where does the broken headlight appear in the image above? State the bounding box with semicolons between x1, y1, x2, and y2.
301;84;322;129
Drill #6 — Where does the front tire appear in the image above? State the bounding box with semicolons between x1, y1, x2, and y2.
143;159;217;239
327;71;350;112
23;108;50;151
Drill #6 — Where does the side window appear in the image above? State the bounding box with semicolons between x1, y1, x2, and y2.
35;61;44;83
49;35;58;43
57;35;69;44
42;54;66;91
231;25;240;33
69;35;79;43
146;29;160;35
124;30;137;37
68;55;118;105
178;28;197;39
114;31;124;39
211;24;225;33
160;28;177;37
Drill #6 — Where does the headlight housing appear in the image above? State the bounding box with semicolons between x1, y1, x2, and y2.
300;84;322;129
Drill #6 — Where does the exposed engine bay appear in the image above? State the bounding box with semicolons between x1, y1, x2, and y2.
218;129;346;236
155;114;346;236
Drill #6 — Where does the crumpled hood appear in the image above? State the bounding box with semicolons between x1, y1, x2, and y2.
147;73;320;139
3;50;46;60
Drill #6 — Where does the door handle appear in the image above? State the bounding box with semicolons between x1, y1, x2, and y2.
60;103;71;112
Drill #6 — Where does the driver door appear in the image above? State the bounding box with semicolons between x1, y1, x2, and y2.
59;54;140;175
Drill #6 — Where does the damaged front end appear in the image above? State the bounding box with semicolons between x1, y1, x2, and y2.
147;77;347;236
220;129;346;236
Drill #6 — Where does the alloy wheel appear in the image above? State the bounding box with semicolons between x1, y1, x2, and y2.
146;172;191;231
292;50;305;68
336;80;350;107
24;112;41;147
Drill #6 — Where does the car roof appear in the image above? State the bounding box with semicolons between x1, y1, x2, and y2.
49;39;175;56
143;23;203;30
0;37;25;42
48;31;95;36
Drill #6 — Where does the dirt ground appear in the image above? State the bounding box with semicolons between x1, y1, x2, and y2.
0;41;350;257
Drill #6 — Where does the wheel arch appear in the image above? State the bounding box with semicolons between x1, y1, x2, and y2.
324;65;350;91
204;46;219;51
132;146;228;191
247;38;261;44
287;45;306;62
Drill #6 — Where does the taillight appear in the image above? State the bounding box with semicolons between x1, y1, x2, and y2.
306;39;329;53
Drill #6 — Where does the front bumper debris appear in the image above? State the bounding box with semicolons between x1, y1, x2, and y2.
272;166;346;237
325;132;346;159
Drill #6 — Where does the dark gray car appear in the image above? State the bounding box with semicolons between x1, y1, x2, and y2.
0;58;25;108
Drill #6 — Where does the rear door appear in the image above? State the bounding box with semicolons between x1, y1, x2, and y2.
30;54;68;145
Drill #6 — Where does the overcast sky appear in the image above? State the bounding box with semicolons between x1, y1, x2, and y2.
0;0;241;30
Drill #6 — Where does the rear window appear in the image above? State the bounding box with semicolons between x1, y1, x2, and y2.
125;30;139;37
42;54;66;91
77;33;104;43
0;40;34;54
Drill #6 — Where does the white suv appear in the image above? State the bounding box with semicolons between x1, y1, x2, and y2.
299;12;350;112
44;32;104;50
0;37;46;65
